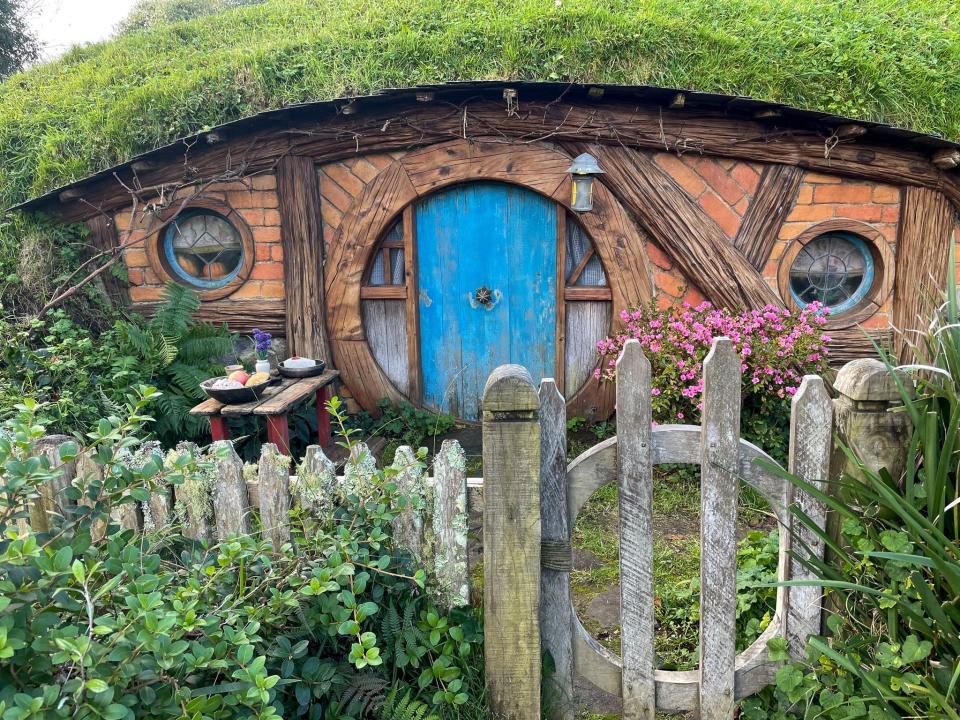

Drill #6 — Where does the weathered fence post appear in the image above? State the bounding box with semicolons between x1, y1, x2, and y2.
211;440;251;540
343;441;376;498
538;378;573;720
616;341;656;720
174;441;214;543
433;440;469;610
700;337;740;720
391;446;426;556
258;443;291;551
786;376;832;658
482;365;542;720
296;445;336;513
30;435;76;533
832;358;911;483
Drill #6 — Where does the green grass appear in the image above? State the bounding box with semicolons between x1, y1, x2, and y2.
2;0;960;212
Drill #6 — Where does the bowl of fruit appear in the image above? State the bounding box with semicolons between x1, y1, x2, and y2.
200;369;272;404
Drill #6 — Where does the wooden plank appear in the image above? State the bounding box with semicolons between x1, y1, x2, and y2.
362;300;409;395
295;445;336;513
735;164;804;269
252;371;340;415
616;341;656;720
360;286;407;299
133;298;286;334
277;156;331;362
538;379;574;720
566;143;781;311
700;338;740;720
403;204;423;404
786;376;832;658
219;379;295;416
391;445;426;557
432;439;469;609
86;215;127;306
565;302;610;396
210;440;251;540
893;186;956;360
189;397;225;416
482;364;542;720
258;443;291;551
563;286;613;301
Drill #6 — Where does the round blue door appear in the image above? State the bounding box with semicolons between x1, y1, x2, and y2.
416;182;558;420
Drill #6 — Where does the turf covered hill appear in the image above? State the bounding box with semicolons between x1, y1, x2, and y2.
1;0;959;210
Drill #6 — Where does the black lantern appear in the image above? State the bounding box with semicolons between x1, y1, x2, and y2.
566;152;604;212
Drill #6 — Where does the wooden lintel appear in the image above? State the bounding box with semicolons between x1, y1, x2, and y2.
563;286;612;301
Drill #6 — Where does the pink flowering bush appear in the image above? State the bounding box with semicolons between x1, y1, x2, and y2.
596;300;830;461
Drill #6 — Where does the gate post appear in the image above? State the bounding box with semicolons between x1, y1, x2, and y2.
482;365;542;720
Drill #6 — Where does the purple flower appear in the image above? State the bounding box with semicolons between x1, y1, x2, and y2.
252;328;272;357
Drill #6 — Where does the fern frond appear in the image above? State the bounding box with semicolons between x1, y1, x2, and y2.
339;672;388;718
381;687;436;720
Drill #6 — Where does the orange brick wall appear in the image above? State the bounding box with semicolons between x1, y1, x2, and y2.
115;174;283;304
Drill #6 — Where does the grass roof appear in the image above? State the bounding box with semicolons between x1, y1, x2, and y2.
1;0;959;210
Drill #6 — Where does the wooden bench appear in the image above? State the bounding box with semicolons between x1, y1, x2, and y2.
189;370;340;456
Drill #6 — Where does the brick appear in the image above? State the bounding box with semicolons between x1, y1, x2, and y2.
881;206;899;223
805;172;842;184
654;153;706;198
860;313;890;330
260;281;285;298
113;212;131;231
872;185;900;204
699;191;741;238
730;163;761;195
261;209;282;227
655;293;675;311
768;241;787;262
256;226;282;243
735;197;750;216
682;285;707;307
788;203;835;222
690;156;745;205
143;268;162;284
797;185;815;204
231;281;264;299
129;286;165;303
654;270;685;297
251;262;285;280
251;173;277;190
226;190;258;209
320;202;343;233
259;190;279;209
255;243;274;261
715;158;736;170
238;208;264;225
324;164;366;198
779;222;809;240
762;260;779;278
835;204;884;222
813;184;872;204
645;241;673;270
124;248;149;267
271;245;284;261
351;158;381;182
127;268;144;285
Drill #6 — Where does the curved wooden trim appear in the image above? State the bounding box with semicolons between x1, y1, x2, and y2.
140;196;255;302
776;219;894;330
330;138;652;417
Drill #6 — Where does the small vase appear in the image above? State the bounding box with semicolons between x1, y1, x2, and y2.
255;359;271;374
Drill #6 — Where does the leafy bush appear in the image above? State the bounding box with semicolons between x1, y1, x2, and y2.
596;300;830;462
0;394;486;719
347;399;457;451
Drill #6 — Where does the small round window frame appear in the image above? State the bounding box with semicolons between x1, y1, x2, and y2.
150;199;255;301
777;220;893;329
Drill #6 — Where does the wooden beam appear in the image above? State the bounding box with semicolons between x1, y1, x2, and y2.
893;186;956;360
734;164;803;269
359;285;406;299
563;286;612;301
569;143;781;310
276;155;331;362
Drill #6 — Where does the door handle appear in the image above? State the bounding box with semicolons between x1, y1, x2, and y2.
469;286;501;310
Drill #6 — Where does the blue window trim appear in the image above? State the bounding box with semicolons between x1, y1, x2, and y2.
163;209;244;290
789;231;875;315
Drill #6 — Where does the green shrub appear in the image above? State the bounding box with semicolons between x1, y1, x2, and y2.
0;394;487;718
347;399;457;451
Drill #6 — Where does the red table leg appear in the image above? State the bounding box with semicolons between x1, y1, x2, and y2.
316;384;333;447
266;414;292;457
209;415;231;442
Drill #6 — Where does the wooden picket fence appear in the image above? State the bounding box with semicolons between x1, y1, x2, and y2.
24;436;473;610
481;337;833;720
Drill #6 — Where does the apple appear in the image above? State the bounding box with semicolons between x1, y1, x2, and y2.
228;370;249;385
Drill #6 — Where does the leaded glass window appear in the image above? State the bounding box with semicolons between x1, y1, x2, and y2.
788;231;874;313
366;220;405;286
164;209;244;289
565;215;607;286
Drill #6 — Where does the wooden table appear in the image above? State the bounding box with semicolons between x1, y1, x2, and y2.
189;370;340;456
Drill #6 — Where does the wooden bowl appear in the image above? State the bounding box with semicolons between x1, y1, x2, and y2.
200;376;270;404
278;360;326;378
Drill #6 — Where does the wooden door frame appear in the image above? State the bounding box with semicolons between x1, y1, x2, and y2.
324;138;653;418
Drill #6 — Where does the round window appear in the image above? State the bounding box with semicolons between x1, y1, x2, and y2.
788;231;875;313
163;209;244;289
